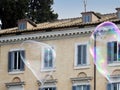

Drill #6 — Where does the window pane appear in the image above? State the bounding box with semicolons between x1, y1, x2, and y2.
77;45;82;65
72;86;77;90
77;45;87;65
107;42;112;63
113;83;117;90
44;88;48;90
83;85;87;90
86;85;90;90
107;41;118;63
49;88;52;90
107;83;111;90
14;52;17;69
83;45;87;64
18;52;21;69
44;48;53;68
77;85;82;90
49;49;53;67
9;50;25;71
43;87;56;90
107;83;120;90
114;42;117;61
44;48;49;67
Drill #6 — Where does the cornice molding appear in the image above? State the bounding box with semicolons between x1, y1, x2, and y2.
0;27;94;44
0;23;120;45
5;82;25;87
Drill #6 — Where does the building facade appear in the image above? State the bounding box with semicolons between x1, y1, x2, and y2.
0;8;120;90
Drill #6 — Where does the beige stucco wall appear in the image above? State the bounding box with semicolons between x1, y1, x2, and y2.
91;14;99;22
0;30;119;90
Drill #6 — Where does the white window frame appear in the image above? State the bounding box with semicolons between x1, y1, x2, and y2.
73;83;90;90
18;23;26;30
83;15;91;23
107;82;120;90
107;40;120;66
74;42;90;69
12;51;20;71
41;46;56;72
39;84;56;90
9;49;24;74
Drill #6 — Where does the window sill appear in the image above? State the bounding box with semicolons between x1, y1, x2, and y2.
74;65;90;70
108;62;120;67
8;71;24;75
41;68;56;72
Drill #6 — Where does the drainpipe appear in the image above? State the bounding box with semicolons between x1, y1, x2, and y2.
94;33;96;90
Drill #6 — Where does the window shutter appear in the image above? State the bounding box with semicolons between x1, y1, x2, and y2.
8;52;13;72
107;83;111;90
52;87;56;90
86;85;90;90
44;48;48;68
83;45;87;64
107;42;112;63
20;50;25;71
38;88;41;90
114;42;117;61
78;45;82;65
72;86;76;90
49;49;53;67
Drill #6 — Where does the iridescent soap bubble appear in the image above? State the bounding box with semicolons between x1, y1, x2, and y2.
20;40;56;88
89;21;120;82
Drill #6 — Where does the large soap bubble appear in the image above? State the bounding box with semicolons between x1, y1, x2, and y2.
20;40;56;88
89;21;120;82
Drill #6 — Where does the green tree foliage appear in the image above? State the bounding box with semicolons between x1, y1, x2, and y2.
27;0;58;23
0;0;58;29
0;0;28;29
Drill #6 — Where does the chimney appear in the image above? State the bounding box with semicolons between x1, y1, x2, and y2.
116;8;120;19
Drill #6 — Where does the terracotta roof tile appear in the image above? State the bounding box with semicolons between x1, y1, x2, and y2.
0;12;119;35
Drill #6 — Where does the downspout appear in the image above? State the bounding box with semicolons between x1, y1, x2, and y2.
94;33;96;90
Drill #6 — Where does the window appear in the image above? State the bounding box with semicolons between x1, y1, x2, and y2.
8;50;25;72
75;43;88;66
72;85;90;90
107;41;120;63
107;83;120;90
18;23;26;30
42;47;55;70
83;15;91;23
39;87;56;90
